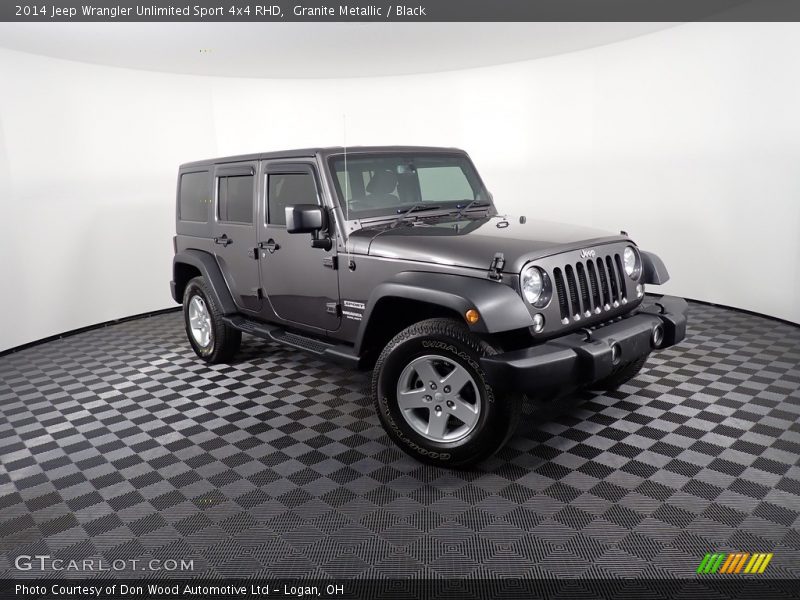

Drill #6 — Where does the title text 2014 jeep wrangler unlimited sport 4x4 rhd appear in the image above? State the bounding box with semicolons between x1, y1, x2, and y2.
171;146;687;467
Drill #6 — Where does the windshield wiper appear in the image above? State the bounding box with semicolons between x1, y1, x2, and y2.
455;199;491;218
391;203;441;227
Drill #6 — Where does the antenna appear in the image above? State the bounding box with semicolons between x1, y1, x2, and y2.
342;114;352;265
343;113;349;223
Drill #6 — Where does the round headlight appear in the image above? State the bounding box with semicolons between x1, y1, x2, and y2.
521;266;542;304
521;266;551;307
623;246;641;278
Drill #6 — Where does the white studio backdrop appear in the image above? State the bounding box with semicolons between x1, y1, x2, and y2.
1;22;799;352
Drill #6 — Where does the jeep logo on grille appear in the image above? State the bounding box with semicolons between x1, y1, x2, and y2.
580;249;596;259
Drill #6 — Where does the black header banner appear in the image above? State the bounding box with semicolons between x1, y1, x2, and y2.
3;0;800;22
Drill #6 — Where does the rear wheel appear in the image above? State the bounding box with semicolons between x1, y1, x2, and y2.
183;276;241;363
372;318;521;468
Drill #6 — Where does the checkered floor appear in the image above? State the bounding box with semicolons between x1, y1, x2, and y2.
1;301;799;579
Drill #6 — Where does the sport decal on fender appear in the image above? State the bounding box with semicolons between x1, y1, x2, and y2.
343;300;365;321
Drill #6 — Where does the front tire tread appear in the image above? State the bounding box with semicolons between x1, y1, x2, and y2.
371;318;521;468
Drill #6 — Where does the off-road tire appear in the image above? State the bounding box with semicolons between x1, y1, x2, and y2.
371;318;522;468
183;276;241;363
592;353;649;391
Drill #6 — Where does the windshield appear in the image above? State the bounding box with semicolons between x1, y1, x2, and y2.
329;153;491;219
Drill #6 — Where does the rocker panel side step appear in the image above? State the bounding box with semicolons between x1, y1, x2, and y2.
223;316;360;369
271;330;330;353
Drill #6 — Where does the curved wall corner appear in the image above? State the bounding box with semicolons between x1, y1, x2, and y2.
0;48;220;352
1;22;799;352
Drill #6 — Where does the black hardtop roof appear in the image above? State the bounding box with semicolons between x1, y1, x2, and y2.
179;145;467;170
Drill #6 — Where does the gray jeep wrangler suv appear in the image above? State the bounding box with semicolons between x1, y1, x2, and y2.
171;146;687;467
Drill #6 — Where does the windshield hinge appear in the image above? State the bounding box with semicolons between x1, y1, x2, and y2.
488;252;505;281
323;256;338;270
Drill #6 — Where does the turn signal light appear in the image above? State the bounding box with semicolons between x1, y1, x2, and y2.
465;309;480;325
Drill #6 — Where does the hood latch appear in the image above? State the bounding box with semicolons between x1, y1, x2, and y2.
488;252;505;281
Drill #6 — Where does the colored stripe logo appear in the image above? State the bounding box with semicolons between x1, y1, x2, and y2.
697;552;773;574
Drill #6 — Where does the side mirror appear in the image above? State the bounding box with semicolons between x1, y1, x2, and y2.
286;204;326;234
285;204;333;251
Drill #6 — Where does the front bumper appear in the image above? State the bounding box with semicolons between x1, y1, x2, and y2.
481;295;688;395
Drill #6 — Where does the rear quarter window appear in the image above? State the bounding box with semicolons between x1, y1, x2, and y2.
179;171;210;222
218;174;254;224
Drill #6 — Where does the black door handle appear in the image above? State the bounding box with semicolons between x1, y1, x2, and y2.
259;239;280;254
214;234;232;247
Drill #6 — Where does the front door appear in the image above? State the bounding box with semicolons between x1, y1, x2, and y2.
212;162;261;313
259;160;340;332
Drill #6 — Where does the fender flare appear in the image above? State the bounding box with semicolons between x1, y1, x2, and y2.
641;250;671;285
172;249;238;314
355;271;534;352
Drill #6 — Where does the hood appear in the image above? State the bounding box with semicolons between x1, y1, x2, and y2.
348;215;629;273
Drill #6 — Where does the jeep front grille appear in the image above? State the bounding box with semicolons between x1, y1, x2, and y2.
553;253;628;323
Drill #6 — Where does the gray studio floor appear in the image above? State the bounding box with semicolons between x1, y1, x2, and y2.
0;301;799;578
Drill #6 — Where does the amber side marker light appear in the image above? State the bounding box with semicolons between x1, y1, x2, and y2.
465;309;480;325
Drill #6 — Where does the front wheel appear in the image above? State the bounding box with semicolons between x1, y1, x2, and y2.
371;318;521;468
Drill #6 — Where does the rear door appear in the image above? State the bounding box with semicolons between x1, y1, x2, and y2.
258;160;340;332
211;162;262;313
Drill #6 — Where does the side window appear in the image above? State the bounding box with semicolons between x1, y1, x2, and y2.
179;171;209;222
268;172;318;226
218;174;254;224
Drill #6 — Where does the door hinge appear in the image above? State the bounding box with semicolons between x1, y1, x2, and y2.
249;247;259;260
257;288;264;300
488;252;505;280
323;256;338;270
326;302;341;316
